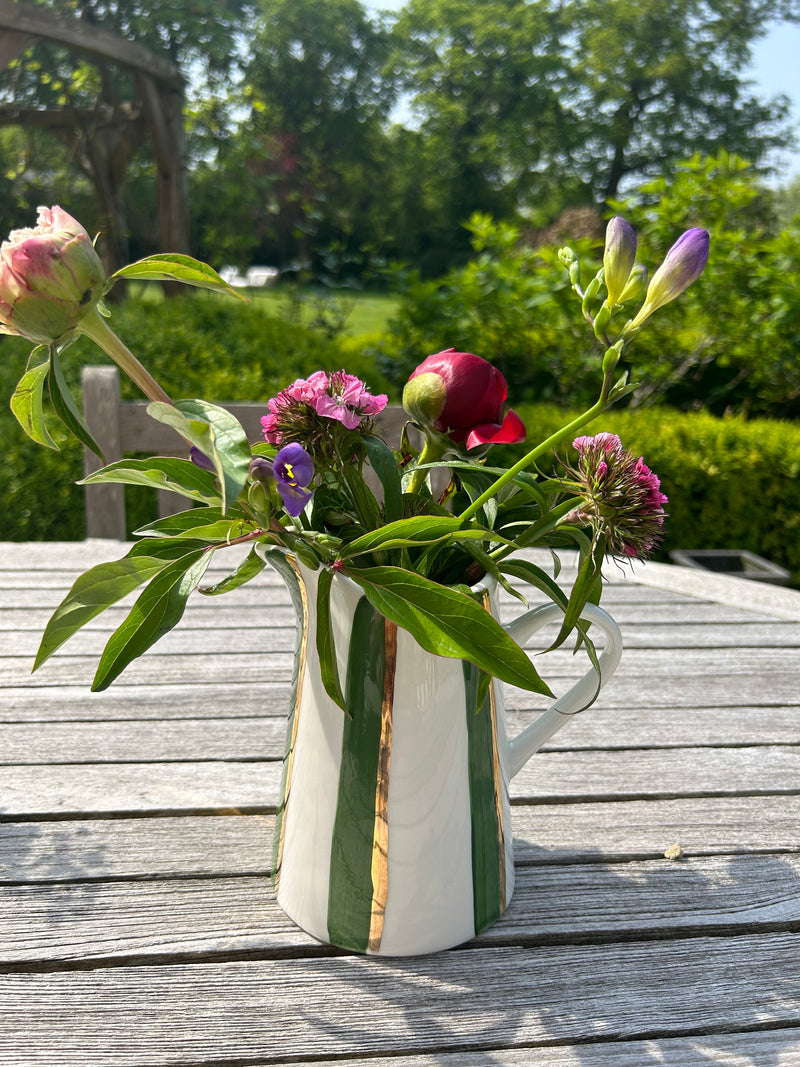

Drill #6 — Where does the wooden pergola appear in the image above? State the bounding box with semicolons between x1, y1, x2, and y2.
0;0;189;273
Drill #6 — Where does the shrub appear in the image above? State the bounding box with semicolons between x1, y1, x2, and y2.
499;405;800;584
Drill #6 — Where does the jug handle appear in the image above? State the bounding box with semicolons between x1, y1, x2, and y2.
504;601;623;778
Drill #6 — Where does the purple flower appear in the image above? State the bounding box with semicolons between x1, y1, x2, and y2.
189;446;216;472
565;434;668;560
273;442;314;517
630;228;709;329
603;217;637;306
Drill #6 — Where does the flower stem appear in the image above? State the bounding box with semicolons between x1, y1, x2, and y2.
405;432;448;496
78;310;172;405
456;398;606;523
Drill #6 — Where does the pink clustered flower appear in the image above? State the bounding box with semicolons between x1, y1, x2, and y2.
261;370;387;445
567;433;668;560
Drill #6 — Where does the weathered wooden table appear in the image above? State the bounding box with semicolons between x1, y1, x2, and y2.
2;540;800;1065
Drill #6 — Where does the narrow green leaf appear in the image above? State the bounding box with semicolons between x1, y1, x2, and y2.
92;551;212;691
135;508;255;543
316;568;347;712
10;354;58;449
107;254;245;297
80;457;220;503
548;538;605;653
33;554;170;670
48;350;104;457
363;434;403;524
497;558;570;611
339;515;505;560
200;546;266;595
347;566;553;697
146;399;251;513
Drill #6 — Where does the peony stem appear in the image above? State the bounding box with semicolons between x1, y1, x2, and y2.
78;310;173;405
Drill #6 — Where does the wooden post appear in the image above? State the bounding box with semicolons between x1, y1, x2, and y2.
82;366;126;540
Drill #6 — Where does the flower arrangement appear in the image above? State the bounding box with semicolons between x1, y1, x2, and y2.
2;206;708;707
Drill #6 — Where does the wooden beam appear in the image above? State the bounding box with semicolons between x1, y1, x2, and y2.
0;0;181;85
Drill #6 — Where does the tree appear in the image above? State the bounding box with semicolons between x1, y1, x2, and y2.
390;0;800;230
567;0;800;201
220;0;395;278
390;0;580;245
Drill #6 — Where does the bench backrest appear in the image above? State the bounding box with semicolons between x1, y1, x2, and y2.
81;365;409;539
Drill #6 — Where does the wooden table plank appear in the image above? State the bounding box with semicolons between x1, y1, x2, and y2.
3;796;799;884
3;853;800;966
3;746;800;817
1;935;799;1065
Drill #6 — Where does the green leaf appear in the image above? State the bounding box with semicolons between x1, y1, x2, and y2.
200;546;266;595
134;506;255;542
48;350;104;458
92;551;212;691
10;352;58;449
80;457;221;504
363;434;403;523
498;558;569;612
347;565;553;697
339;515;506;560
146;400;251;513
547;538;606;654
33;554;170;670
107;254;245;297
316;568;347;712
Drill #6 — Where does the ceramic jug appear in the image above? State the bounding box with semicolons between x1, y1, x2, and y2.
269;553;623;956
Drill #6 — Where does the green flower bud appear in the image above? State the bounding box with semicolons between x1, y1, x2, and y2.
0;206;105;344
603;217;637;306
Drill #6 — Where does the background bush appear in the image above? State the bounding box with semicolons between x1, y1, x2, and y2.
499;405;800;583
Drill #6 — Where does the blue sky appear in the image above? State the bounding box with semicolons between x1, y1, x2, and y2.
365;2;800;182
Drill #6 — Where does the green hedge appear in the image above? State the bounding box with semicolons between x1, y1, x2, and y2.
501;405;800;584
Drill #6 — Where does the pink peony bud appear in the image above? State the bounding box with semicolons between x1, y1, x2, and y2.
629;227;709;329
0;205;106;344
403;349;526;450
603;217;637;306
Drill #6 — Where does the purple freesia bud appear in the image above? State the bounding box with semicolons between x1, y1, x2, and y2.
630;228;709;329
189;446;216;472
249;455;275;482
273;442;315;517
603;217;637;306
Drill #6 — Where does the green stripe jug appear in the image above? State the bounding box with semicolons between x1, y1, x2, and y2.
270;553;623;956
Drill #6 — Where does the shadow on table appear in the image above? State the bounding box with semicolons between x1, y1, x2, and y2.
296;847;800;1066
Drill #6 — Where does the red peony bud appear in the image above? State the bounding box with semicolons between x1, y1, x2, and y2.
403;348;526;450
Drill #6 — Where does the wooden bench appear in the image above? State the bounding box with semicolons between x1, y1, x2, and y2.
81;365;409;539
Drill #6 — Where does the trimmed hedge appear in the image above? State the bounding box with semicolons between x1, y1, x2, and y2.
501;405;800;585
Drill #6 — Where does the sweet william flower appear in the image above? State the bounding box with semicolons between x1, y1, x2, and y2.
0;205;105;344
403;349;525;450
565;433;668;559
629;228;710;329
261;370;388;445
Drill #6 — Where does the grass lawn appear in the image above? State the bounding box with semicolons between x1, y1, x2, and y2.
131;282;399;339
248;286;399;337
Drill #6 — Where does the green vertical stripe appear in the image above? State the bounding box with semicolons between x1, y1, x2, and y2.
463;661;503;934
267;553;307;890
327;596;387;952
